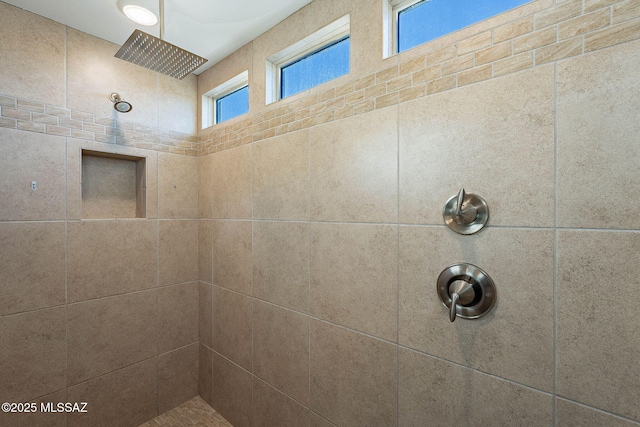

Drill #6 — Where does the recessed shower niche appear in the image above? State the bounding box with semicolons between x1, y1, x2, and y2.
81;150;146;219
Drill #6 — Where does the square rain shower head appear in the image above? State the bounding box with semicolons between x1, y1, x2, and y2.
115;29;208;80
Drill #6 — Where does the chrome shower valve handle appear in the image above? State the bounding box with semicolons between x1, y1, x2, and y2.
442;187;489;235
437;263;496;323
454;188;478;225
447;279;476;322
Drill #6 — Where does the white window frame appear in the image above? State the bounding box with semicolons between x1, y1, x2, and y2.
383;0;424;59
202;70;249;129
265;14;350;105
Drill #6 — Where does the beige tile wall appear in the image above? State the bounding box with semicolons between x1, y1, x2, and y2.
0;2;200;427
1;0;640;425
197;0;640;425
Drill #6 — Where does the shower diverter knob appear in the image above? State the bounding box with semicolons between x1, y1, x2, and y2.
442;188;489;235
437;263;496;322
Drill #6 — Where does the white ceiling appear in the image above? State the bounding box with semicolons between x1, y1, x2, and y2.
3;0;313;75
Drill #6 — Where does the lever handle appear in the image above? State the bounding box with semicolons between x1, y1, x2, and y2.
450;292;459;322
448;279;476;323
454;188;477;225
455;188;465;218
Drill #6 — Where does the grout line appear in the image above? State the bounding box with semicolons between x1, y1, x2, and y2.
155;149;160;418
189;217;640;233
250;134;256;418
64;26;68;110
555;397;640;425
552;60;559;427
395;100;401;427
399;345;554;396
0;304;68;320
64;133;70;404
4;217;637;234
306;126;312;425
157;341;200;358
66;355;159;390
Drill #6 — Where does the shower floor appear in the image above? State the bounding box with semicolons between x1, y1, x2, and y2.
138;396;233;427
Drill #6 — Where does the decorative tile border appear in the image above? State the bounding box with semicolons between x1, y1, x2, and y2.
199;0;640;156
0;95;198;156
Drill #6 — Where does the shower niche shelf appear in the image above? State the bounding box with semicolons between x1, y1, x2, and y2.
81;150;146;219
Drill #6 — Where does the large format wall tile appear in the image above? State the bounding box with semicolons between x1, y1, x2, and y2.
158;282;199;353
556;398;640;427
66;28;157;127
212;353;253;427
0;128;66;221
557;39;640;229
0;2;65;105
0;308;66;402
67;290;158;385
399;65;555;227
159;220;199;286
157;73;198;135
0;222;66;315
310;223;398;341
253;301;310;405
213;220;252;293
253;221;309;312
253;378;310;427
310;320;397;427
67;358;157;427
213;287;253;370
349;0;390;76
398;347;553;426
158;343;199;414
399;226;554;392
253;131;309;220
158;153;199;219
213;146;252;219
557;230;640;421
309;107;398;223
67;219;157;303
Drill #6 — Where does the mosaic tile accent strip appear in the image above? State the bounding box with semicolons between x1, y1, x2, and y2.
199;0;640;156
0;94;198;156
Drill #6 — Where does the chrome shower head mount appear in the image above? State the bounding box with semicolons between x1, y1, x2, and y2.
110;92;133;113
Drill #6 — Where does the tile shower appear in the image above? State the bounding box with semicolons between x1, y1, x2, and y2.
1;0;639;427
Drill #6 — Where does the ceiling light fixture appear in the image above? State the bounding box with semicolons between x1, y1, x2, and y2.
118;0;158;26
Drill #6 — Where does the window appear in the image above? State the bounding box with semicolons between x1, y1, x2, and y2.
280;36;350;99
216;86;249;124
266;15;350;104
384;0;530;56
202;71;249;128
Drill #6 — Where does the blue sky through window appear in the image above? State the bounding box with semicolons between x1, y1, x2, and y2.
397;0;530;52
215;86;249;124
280;36;350;99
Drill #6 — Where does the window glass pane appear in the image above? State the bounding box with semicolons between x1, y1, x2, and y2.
397;0;530;52
280;36;350;99
215;85;249;124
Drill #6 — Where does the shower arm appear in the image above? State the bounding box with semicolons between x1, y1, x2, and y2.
159;0;164;40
